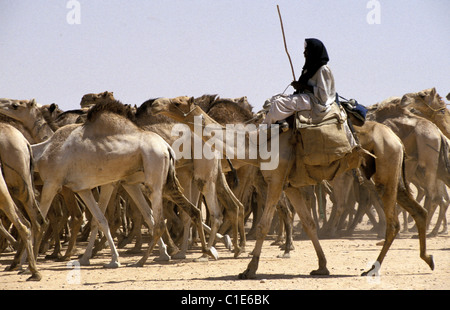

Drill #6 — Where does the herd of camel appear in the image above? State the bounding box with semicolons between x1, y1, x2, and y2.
0;87;448;282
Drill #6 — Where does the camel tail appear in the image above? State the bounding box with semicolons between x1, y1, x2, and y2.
27;143;46;226
164;145;202;220
399;146;412;196
165;146;183;193
439;134;450;183
226;157;239;189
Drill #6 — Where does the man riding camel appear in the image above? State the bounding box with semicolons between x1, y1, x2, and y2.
262;38;336;125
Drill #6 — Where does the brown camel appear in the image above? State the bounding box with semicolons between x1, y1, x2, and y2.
151;96;434;280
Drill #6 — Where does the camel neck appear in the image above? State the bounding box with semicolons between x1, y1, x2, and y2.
22;109;54;143
170;107;279;170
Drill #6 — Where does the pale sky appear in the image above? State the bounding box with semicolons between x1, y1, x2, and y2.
1;0;449;112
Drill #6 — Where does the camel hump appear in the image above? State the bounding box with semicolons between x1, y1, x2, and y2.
86;100;135;123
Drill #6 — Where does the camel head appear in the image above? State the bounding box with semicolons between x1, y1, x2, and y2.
401;88;450;138
80;91;115;108
0;98;38;122
400;88;444;109
151;96;196;122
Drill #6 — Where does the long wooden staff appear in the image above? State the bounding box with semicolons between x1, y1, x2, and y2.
277;5;296;81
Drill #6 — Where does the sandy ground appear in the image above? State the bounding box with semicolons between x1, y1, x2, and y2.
1;208;448;292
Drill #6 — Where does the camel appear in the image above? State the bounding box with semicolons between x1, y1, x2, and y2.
0;99;89;262
396;88;450;140
0;98;217;269
0;123;44;281
135;98;242;258
367;98;450;236
0;96;182;262
151;96;434;279
80;92;242;259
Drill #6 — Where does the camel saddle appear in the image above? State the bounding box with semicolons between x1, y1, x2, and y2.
294;102;355;166
289;102;360;186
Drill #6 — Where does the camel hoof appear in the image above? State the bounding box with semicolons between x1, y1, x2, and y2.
277;253;291;259
125;248;143;254
45;253;61;260
426;232;438;238
310;268;330;276
208;246;219;260
57;256;72;262
153;254;170;262
172;252;187;260
193;255;209;262
233;247;243;258
425;255;435;271
103;261;121;269
127;262;144;268
78;259;90;266
361;265;377;277
5;263;20;272
271;240;283;246
26;272;42;281
223;234;232;251
238;269;256;280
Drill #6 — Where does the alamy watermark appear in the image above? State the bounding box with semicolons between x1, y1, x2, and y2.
366;0;381;24
66;260;81;284
170;116;280;170
66;0;81;25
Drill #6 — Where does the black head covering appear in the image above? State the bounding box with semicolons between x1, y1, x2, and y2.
298;38;329;85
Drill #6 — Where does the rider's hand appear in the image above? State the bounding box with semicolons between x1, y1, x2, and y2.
290;80;301;90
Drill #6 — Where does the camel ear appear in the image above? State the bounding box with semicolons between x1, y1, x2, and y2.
29;99;36;106
418;90;427;98
49;103;58;113
189;96;195;106
400;94;410;106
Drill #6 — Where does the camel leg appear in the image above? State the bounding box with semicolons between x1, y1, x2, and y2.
171;172;196;259
121;183;170;261
129;182;168;267
430;200;448;235
33;181;60;263
216;168;243;257
0;176;41;281
76;188;120;268
396;186;435;270
59;188;84;261
276;197;294;258
238;179;284;279
78;185;115;265
198;181;223;261
285;186;329;275
362;181;400;277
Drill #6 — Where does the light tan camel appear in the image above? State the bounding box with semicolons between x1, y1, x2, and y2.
81;92;241;259
398;88;450;139
367;99;450;235
136;102;241;258
0;123;44;280
0;98;217;268
151;96;434;279
0;99;88;262
0;97;179;262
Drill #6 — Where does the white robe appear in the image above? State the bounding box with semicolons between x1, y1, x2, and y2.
263;65;336;124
